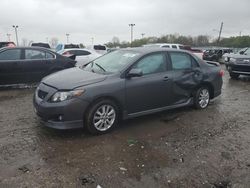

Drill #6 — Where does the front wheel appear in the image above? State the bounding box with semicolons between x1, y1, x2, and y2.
194;87;210;109
85;99;118;134
229;73;239;79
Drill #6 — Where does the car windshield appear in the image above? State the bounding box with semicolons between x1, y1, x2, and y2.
82;50;140;74
243;48;250;55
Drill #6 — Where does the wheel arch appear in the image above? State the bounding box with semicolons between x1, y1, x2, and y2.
194;82;214;99
84;96;124;120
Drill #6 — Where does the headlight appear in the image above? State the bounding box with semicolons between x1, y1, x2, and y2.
50;89;85;102
230;58;236;63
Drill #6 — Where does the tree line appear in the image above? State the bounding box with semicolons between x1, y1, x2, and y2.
105;34;250;48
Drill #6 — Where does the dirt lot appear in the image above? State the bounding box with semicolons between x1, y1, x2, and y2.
0;66;250;188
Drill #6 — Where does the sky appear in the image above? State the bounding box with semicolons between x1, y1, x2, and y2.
0;0;250;46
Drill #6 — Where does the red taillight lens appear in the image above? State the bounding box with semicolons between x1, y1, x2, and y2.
219;70;224;77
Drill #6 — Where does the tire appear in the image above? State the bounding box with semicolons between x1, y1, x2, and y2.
194;87;210;109
85;99;119;134
229;73;239;79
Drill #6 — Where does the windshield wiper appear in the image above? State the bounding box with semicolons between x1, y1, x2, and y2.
95;63;106;72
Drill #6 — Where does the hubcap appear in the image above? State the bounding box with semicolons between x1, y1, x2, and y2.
198;89;210;108
93;104;116;131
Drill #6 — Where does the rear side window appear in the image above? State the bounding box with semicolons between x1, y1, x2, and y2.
46;52;55;59
162;45;170;48
94;45;106;50
25;50;46;60
133;53;166;75
171;45;177;49
65;44;79;49
0;49;21;60
74;50;91;56
169;52;192;70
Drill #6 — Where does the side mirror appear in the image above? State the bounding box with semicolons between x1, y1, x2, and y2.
239;51;244;55
127;68;143;78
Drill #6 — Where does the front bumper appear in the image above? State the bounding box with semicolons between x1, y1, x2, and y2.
227;63;250;75
33;83;90;129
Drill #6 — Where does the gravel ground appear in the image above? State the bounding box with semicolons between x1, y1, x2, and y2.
0;66;250;188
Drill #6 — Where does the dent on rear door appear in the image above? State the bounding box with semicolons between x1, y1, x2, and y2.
172;69;203;104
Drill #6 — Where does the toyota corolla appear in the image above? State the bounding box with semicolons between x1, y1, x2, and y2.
33;48;223;134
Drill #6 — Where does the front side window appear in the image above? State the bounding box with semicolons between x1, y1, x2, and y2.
132;53;166;75
0;49;21;60
83;50;140;74
25;50;46;60
169;52;192;70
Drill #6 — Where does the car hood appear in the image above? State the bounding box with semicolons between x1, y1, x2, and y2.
42;67;107;90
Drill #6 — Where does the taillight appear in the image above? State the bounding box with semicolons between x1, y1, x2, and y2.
219;70;224;77
62;51;71;56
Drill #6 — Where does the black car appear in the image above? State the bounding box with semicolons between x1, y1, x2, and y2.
226;48;250;79
203;49;223;62
31;43;51;49
0;47;76;85
0;42;16;48
34;48;223;134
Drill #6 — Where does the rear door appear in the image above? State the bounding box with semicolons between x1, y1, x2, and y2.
168;51;203;104
0;48;23;84
23;49;56;82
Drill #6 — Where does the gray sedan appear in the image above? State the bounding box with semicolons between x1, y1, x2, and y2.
33;48;223;134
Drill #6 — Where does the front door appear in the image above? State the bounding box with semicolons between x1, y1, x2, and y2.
125;52;172;114
0;48;23;85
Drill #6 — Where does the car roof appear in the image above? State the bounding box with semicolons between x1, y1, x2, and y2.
0;46;54;51
119;47;189;55
59;48;98;54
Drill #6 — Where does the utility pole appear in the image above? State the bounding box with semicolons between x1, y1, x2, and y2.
91;37;94;45
12;25;19;46
66;33;70;43
129;23;135;46
141;33;145;39
217;22;223;44
7;33;11;41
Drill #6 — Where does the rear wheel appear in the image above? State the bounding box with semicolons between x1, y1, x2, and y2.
85;99;118;134
194;87;210;109
229;73;239;79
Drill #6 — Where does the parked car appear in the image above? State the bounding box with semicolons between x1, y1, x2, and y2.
34;48;223;134
143;43;203;59
223;47;248;63
58;48;101;67
203;49;223;62
31;42;51;48
0;41;16;48
86;44;107;55
182;45;204;59
226;48;250;79
143;43;184;49
0;47;76;85
55;43;80;52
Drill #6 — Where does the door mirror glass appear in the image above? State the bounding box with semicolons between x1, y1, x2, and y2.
127;68;143;78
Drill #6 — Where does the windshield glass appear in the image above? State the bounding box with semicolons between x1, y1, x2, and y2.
243;48;250;55
83;50;140;74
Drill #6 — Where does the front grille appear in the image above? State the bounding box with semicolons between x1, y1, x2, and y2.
38;90;48;99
